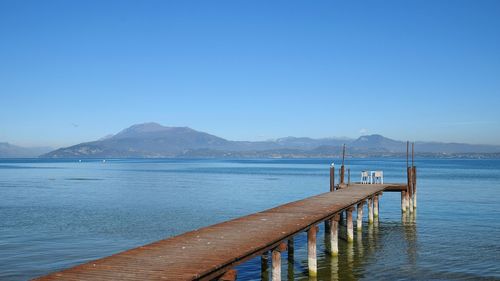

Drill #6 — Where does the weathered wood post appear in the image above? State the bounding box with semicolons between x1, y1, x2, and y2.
401;191;407;212
219;269;237;281
413;166;417;209
271;242;287;281
325;162;335;238
307;225;318;277
340;144;346;186
374;194;380;218
330;163;335;192
346;207;354;242
261;252;269;281
356;202;364;231
368;197;374;224
287;238;294;262
287;238;294;280
402;141;409;213
328;214;340;256
407;166;413;213
412;142;417;210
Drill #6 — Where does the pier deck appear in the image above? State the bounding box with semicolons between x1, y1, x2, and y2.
35;183;405;281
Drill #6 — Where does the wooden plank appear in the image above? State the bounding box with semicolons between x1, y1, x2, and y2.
34;183;400;281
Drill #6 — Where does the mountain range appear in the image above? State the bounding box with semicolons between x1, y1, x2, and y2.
32;122;500;159
0;142;52;158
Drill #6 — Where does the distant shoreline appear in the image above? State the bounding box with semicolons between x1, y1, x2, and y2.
2;153;500;160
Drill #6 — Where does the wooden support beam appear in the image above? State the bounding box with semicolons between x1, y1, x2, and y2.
324;219;330;241
261;252;269;281
287;238;294;262
368;197;374;224
374;194;379;218
413;166;417;209
340;166;345;185
405;140;411;212
219;269;237;281
346;208;354;242
328;214;340;256
356;202;363;231
412;143;417;209
401;191;407;212
307;225;318;277
271;242;287;281
340;144;346;184
330;163;335;192
407;166;412;213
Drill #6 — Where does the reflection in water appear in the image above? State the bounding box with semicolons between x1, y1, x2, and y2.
287;239;295;281
329;255;339;281
345;239;354;280
2;159;498;280
404;211;418;279
356;232;364;259
289;212;418;281
287;259;294;281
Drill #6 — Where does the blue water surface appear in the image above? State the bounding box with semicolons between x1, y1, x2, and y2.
0;158;499;280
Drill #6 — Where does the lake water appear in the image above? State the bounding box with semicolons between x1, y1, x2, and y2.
0;158;499;280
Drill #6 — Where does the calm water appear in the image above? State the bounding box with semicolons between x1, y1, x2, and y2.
0;158;499;280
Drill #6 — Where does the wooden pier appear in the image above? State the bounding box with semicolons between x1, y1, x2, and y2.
35;144;417;281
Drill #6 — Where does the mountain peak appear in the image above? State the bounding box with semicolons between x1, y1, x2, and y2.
124;122;167;132
37;123;500;158
113;123;194;139
356;134;386;141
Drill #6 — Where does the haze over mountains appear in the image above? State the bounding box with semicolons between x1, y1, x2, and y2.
30;122;500;159
0;143;52;158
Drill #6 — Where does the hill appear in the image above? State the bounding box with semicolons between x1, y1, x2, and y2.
40;122;500;158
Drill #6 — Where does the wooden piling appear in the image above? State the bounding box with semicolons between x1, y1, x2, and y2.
272;250;280;281
287;238;294;262
407;166;413;213
330;163;335;192
261;252;269;281
340;144;346;185
271;243;287;281
374;194;379;218
406;141;412;212
307;225;318;277
325;164;333;230
412;166;417;209
368;197;374;224
324;219;331;242
412;142;417;210
329;214;339;256
287;238;294;280
346;208;354;242
401;191;407;212
356;202;363;231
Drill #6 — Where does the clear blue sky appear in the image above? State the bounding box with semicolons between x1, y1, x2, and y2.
1;0;499;148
